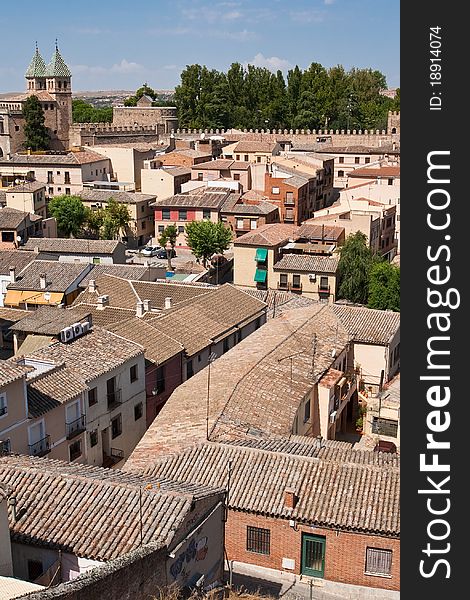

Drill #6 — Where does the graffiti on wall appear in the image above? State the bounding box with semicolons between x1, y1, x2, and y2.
169;536;208;581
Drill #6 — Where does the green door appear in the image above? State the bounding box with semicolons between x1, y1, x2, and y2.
301;534;326;577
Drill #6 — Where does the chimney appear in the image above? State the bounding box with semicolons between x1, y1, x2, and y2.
8;495;17;522
143;299;151;312
136;301;145;318
88;279;97;293
164;297;172;310
33;246;39;254
96;295;109;310
39;273;47;289
9;266;16;283
284;488;298;510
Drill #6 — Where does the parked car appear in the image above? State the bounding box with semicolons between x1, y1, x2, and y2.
155;248;176;259
141;245;162;257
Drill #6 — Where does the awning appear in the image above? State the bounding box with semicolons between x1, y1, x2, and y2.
254;269;267;283
4;290;64;307
255;248;268;262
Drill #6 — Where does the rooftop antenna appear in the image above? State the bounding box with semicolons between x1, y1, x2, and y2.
55;38;58;51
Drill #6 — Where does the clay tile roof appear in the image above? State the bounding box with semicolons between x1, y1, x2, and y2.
144;442;400;536
0;250;36;275
297;223;345;241
347;166;400;178
0;360;28;387
233;223;299;247
152;190;232;209
7;261;89;293
224;202;279;216
273;254;339;273
9;306;92;336
0;207;30;230
78;189;156;203
0;151;107;166
0;307;30;323
27;364;88;417
332;304;400;344
27;327;144;383
79;264;157;286
234;141;278;153
192;159;234;170
6;181;46;193
0;455;221;561
22;237;122;254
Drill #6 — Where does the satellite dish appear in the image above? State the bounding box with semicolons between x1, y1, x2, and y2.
16;235;22;242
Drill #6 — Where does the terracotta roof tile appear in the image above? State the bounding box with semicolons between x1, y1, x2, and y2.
7;261;90;293
22;237;122;254
0;360;28;387
332;304;400;344
233;223;299;247
10;306;92;336
0;250;36;275
274;254;339;273
27;363;88;417
0;207;30;230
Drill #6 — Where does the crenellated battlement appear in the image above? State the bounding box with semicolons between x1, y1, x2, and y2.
70;123;158;133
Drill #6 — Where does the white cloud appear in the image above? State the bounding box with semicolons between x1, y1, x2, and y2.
111;59;144;74
246;53;292;72
162;64;178;70
290;10;325;23
71;60;144;76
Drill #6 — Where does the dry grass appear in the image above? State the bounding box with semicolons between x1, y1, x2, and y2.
152;583;274;600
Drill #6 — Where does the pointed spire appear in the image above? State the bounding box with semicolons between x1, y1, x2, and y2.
25;45;46;78
46;43;71;78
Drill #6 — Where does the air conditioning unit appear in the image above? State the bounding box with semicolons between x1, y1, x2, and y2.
72;322;83;337
60;326;74;343
81;321;91;334
329;411;337;423
308;273;316;282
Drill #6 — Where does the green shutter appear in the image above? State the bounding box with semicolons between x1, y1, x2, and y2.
255;248;268;262
254;269;267;283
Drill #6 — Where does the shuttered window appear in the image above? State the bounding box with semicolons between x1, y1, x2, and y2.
247;526;270;555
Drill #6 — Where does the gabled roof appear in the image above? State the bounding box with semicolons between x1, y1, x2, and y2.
27;363;88;417
144;442;400;536
273;253;339;274
0;250;36;276
332;304;400;345
233;223;298;247
7;260;90;293
9;306;92;336
0;455;221;561
234;140;278;153
25;47;46;78
45;47;71;77
22;237;123;254
0;207;30;230
78;189;156;204
0;360;28;388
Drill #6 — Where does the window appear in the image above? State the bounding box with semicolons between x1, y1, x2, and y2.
198;354;202;362
162;209;171;220
47;171;53;183
236;154;240;160
64;171;70;183
90;429;98;447
203;209;211;220
48;187;53;195
141;205;145;213
244;154;249;161
186;360;194;379
142;220;146;229
254;316;262;330
304;399;311;423
372;417;398;438
247;526;270;555
179;209;187;221
236;218;244;229
388;178;394;186
69;439;82;461
338;170;344;178
158;225;165;233
236;329;242;343
292;274;301;289
257;156;261;163
285;191;294;203
27;560;43;582
365;548;393;577
355;157;360;164
197;172;203;181
130;364;138;383
271;186;280;195
250;220;257;230
178;225;185;234
156;366;165;394
0;393;7;417
233;173;240;181
279;273;288;288
111;414;122;439
88;387;97;406
338;156;344;163
134;402;143;421
365;157;371;164
319;276;329;290
65;188;71;195
223;337;230;353
1;232;14;243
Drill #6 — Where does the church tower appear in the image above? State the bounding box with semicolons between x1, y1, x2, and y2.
45;42;72;149
25;44;47;92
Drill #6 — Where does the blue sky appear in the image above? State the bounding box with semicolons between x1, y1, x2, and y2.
0;0;399;93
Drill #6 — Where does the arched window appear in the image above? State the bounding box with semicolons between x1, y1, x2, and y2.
391;127;397;134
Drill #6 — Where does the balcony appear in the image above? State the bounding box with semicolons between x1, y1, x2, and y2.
284;198;295;206
29;434;51;457
66;414;86;440
103;447;124;468
277;282;289;290
289;282;303;293
318;284;330;294
107;389;122;410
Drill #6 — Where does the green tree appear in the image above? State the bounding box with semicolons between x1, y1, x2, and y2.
100;198;131;240
84;206;105;238
22;95;49;150
72;99;113;123
124;83;157;106
368;262;400;311
158;224;178;271
337;231;381;304
185;220;232;267
48;195;87;237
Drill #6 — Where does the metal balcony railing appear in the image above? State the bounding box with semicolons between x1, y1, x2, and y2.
107;389;122;410
29;435;51;457
66;415;86;439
